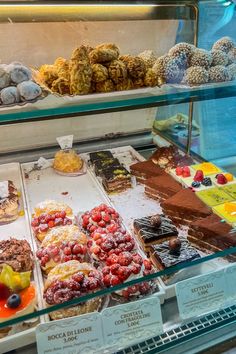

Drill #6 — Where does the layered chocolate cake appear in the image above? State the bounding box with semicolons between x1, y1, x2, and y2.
161;188;211;225
150;146;194;172
150;237;200;275
133;214;178;251
130;160;164;184
101;165;131;193
188;213;235;252
145;173;182;201
89;150;113;165
0;180;19;224
93;157;120;176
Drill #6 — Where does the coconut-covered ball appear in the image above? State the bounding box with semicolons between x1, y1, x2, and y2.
126;56;146;79
228;48;236;64
138;50;157;68
95;79;115;93
212;37;235;53
182;66;209;85
208;65;230;82
227;63;236;80
211;50;228;66
189;49;212;68
153;55;183;84
168;42;195;68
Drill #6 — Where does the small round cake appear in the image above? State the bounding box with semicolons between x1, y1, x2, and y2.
153;55;183;83
212;37;235;53
0;87;20;105
138;50;157;68
53;149;83;175
228;48;236;64
168;42;195;68
211;49;228;66
182;66;209;85
208;65;230;83
0;68;10;89
17;81;42;101
228;63;236;80
189;49;212;69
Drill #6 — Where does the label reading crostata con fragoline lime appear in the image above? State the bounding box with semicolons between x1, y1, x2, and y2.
56;135;74;150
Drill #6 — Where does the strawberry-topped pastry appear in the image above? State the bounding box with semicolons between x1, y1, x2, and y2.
0;264;36;324
43;261;103;319
88;229;136;262
81;204;121;235
36;225;87;274
102;251;154;299
31;209;73;242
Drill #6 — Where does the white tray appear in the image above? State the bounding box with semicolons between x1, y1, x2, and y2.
0;163;45;354
83;146;231;300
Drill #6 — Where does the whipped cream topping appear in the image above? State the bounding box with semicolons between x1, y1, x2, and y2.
0;181;9;199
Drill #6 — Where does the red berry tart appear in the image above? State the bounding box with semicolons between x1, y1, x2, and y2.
88;230;136;262
102;251;154;298
43;261;103;319
81;204;121;235
36;225;87;274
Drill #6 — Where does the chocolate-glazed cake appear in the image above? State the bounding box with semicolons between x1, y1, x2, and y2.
150;237;200;273
130;160;165;184
93;157;121;176
145;173;182;201
101;165;131;193
89;150;114;165
161;188;211;225
133;214;178;251
188;213;235;252
0;180;19;224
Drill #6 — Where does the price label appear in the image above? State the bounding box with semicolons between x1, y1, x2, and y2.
102;295;163;349
176;269;226;320
36;312;103;354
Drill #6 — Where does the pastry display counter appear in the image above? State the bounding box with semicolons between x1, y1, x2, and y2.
0;1;236;354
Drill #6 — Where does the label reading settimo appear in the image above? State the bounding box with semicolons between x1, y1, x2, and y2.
176;269;226;320
36;312;103;354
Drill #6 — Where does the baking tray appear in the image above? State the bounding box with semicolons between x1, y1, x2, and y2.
0;163;45;354
82;146;231;300
21;159;165;317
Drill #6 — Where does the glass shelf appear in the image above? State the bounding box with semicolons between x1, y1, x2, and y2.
0;81;236;124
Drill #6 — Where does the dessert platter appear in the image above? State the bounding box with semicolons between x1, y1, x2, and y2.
0;163;45;353
1;143;236;351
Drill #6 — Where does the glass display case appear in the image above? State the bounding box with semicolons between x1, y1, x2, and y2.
0;1;236;354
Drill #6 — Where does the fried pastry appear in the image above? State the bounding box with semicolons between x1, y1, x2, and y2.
39;64;58;88
108;59;127;84
54;57;69;79
51;77;70;95
132;77;144;88
44;261;103;319
69;45;92;95
138;50;157;68
37;225;87;273
144;68;159;87
92;63;108;83
89;43;119;64
123;56;146;79
0;180;19;224
116;77;133;91
95;79;115;93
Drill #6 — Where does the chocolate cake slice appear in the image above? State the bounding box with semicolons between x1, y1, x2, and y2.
188;213;235;252
101;165;131;193
133;214;178;251
94;157;120;176
161;188;211;226
150;237;200;282
145;173;182;201
130;160;165;184
89;150;114;165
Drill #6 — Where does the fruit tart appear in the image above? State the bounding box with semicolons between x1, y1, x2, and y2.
0;265;36;324
88;229;136;263
81;204;121;235
0;180;19;224
36;225;87;274
31;201;73;242
102;251;155;299
43;261;103;320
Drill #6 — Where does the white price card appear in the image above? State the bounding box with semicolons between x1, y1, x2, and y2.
102;295;163;349
36;312;103;354
224;264;236;306
176;269;226;320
